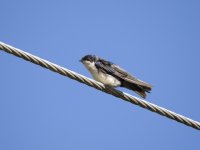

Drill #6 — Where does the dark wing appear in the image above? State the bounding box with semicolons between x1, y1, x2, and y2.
112;65;152;89
95;58;115;75
95;59;152;91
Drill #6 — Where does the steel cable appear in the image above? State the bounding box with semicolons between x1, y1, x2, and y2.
0;41;200;130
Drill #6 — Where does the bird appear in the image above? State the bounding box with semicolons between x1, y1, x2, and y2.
80;55;152;98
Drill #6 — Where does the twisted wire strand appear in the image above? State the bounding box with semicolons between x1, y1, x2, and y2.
0;41;200;130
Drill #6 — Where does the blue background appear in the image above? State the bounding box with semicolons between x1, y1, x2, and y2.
1;0;200;149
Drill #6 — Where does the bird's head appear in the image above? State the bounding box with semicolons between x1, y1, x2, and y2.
80;55;99;70
80;54;98;64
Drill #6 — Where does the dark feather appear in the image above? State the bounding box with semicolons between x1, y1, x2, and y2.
95;58;152;98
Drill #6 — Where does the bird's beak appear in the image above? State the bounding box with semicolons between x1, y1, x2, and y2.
79;59;83;63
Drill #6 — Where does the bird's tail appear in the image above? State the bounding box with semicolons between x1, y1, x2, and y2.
122;81;152;99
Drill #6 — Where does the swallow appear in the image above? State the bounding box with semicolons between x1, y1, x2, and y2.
80;55;152;98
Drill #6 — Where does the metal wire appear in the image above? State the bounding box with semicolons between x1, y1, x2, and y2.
0;41;200;130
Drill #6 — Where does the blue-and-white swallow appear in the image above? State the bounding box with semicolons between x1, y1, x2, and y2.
80;55;152;98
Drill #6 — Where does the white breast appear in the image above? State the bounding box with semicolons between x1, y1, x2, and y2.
92;70;121;87
83;61;121;87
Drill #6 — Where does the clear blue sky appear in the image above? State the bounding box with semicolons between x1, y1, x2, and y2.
1;0;200;149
